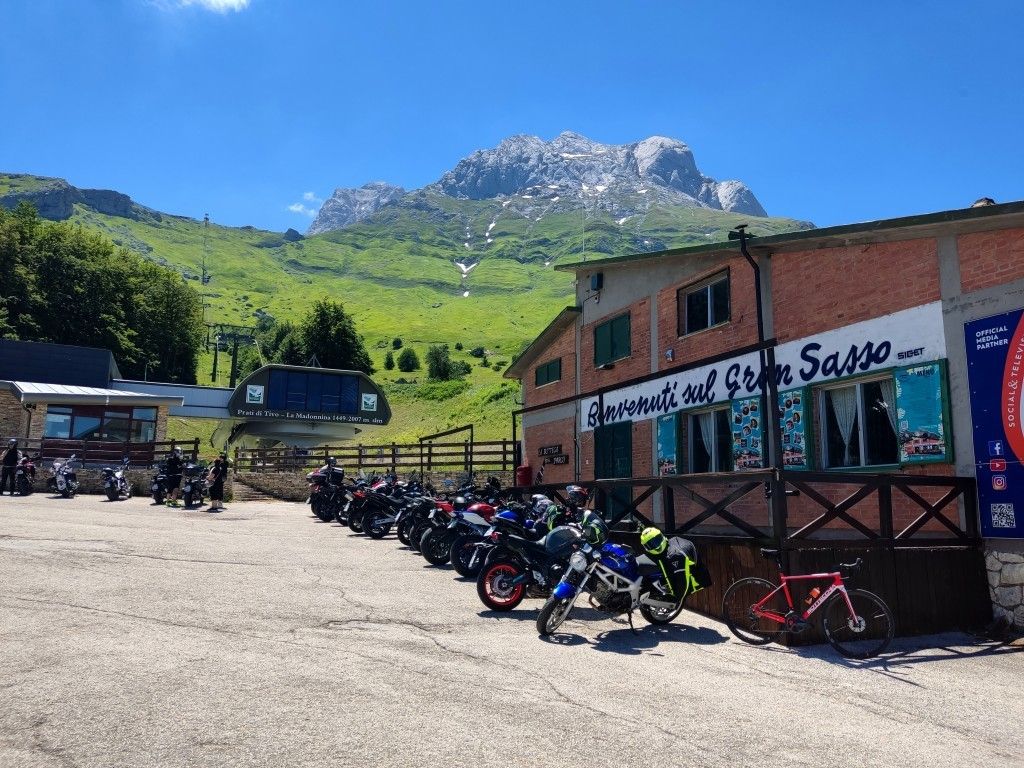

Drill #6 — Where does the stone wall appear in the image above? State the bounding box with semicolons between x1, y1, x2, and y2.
986;547;1024;629
0;390;28;437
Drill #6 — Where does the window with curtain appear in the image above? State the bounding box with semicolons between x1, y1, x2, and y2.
679;272;730;335
689;407;733;473
821;378;898;468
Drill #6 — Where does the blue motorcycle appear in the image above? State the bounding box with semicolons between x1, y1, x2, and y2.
536;517;694;635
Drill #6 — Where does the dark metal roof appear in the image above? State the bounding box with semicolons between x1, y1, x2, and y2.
0;339;121;387
555;199;1024;272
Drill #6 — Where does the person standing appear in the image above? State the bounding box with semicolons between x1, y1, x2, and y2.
1;439;21;495
164;446;184;507
207;456;226;511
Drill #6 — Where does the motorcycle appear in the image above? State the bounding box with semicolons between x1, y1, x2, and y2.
361;479;428;539
102;456;132;501
182;462;207;508
475;517;581;611
306;465;348;522
151;460;169;504
15;454;37;496
536;529;699;636
47;455;80;498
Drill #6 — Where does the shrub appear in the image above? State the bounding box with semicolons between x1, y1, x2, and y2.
479;356;490;367
450;360;472;376
469;346;486;358
416;379;471;401
384;350;395;370
492;363;503;371
392;337;403;349
426;344;453;380
397;348;420;372
454;342;463;351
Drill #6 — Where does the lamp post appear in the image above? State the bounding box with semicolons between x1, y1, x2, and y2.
729;225;788;544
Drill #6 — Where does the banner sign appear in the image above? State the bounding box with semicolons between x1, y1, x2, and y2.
779;388;810;469
965;309;1024;538
895;363;949;464
656;414;678;475
731;397;763;470
581;301;946;431
538;445;562;457
543;454;569;466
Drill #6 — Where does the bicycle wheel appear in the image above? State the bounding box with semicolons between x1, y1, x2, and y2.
822;589;894;659
722;577;788;646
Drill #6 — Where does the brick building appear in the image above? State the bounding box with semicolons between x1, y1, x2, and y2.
506;200;1024;629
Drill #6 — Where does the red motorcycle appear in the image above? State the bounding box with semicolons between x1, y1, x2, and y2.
15;454;36;496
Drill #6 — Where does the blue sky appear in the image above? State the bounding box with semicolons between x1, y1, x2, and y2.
1;0;1022;232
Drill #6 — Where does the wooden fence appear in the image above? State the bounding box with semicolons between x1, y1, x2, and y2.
234;439;518;476
525;470;990;639
1;436;199;468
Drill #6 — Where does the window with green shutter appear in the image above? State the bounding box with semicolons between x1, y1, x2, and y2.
534;358;562;387
594;313;631;367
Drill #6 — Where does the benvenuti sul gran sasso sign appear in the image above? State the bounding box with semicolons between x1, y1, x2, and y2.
582;302;946;430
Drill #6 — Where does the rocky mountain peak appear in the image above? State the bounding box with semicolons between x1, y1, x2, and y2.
307;182;406;235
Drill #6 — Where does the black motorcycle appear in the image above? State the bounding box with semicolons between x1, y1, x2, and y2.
102;457;132;501
150;460;169;504
421;504;492;567
15;454;37;496
182;462;207;508
475;521;582;612
306;466;349;522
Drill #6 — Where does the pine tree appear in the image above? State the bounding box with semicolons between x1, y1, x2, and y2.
299;299;374;373
384;350;395;370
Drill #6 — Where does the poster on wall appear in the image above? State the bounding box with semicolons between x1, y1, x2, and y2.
779;388;810;469
731;397;763;470
656;413;677;475
895;363;949;464
965;310;1024;539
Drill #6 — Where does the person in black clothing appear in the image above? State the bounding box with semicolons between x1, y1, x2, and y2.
1;439;20;495
165;446;184;507
207;457;226;511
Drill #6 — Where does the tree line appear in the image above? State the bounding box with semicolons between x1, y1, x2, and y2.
0;202;204;383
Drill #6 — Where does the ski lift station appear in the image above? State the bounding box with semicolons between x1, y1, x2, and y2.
0;339;391;450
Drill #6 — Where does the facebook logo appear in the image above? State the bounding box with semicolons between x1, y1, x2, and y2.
989;440;1005;457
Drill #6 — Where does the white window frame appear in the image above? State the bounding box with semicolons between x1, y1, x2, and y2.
687;405;732;473
680;271;730;336
818;373;898;469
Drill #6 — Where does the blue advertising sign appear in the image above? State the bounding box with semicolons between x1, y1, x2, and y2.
965;309;1024;538
894;363;949;464
731;396;763;470
656;413;677;475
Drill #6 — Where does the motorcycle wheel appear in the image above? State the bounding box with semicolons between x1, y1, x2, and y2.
364;513;390;539
639;599;685;625
476;561;526;611
420;528;451;565
105;486;119;501
153;491;165;505
183;491;194;508
408;522;427;552
347;508;365;533
397;518;413;546
17;478;32;496
450;535;483;578
536;596;574;636
310;495;324;517
333;502;349;525
61;488;73;499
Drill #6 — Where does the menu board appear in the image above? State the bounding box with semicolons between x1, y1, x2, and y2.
731;396;764;470
779;387;810;469
895;362;949;464
656;413;678;475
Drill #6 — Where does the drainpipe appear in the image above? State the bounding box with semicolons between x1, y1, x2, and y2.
730;226;788;544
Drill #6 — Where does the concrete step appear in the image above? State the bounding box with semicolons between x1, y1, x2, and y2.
231;482;279;503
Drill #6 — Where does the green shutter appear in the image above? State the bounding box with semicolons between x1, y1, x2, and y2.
595;322;611;365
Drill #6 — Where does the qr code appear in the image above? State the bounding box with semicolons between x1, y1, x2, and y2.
991;503;1017;528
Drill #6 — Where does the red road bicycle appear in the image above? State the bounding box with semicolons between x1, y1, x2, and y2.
722;548;894;658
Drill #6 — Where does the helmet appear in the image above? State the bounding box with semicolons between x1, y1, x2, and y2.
326;456;337;467
581;510;608;546
173;446;183;456
640;527;668;556
545;503;566;531
565;485;589;507
7;438;16;446
453;496;469;512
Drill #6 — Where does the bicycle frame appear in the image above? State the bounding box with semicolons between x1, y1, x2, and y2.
752;570;856;625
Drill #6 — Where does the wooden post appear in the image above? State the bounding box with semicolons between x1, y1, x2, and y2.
878;480;893;539
662;485;676;533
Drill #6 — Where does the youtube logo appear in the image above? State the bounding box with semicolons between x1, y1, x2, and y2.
990;458;1007;472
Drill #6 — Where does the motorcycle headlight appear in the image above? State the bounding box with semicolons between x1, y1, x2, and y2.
569;552;588;571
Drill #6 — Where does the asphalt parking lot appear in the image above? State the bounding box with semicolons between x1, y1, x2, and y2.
1;493;1022;768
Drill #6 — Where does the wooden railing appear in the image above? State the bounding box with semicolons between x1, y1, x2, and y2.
1;437;200;468
234;439;518;475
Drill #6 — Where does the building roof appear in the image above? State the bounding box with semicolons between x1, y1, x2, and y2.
2;381;183;406
504;306;581;379
554;199;1024;273
0;339;121;387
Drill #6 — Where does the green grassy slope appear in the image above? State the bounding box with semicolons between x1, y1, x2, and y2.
3;175;812;443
